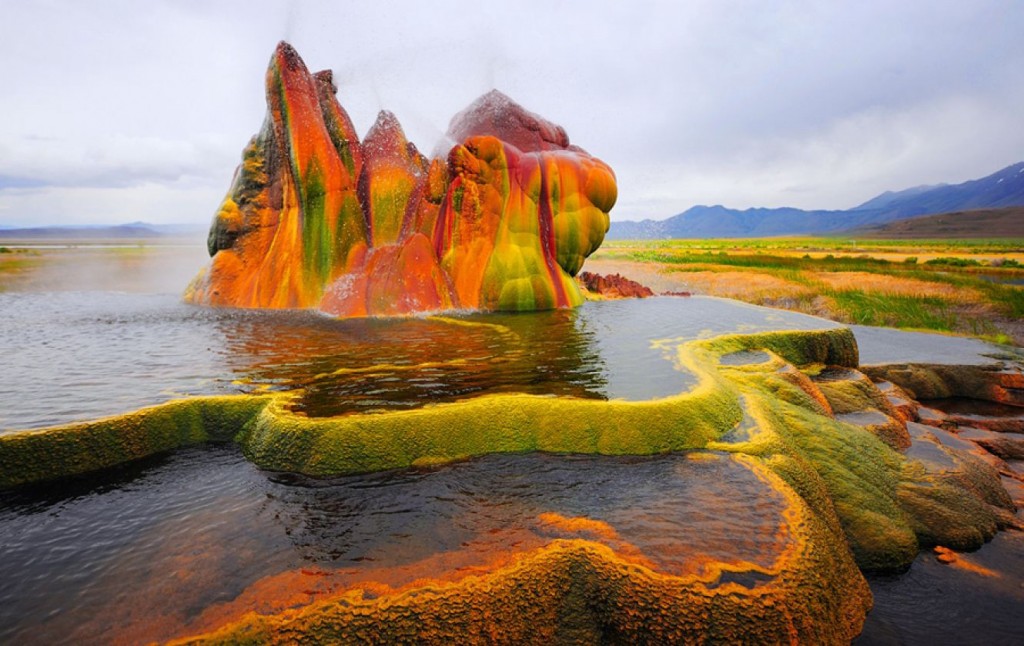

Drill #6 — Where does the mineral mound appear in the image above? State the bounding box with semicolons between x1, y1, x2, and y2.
185;42;616;317
578;271;655;298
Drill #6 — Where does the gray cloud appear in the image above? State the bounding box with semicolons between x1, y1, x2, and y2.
1;0;1021;225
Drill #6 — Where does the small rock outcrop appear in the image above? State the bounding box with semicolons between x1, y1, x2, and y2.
578;271;654;299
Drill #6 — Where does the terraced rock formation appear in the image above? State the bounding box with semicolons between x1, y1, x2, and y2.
2;327;1018;643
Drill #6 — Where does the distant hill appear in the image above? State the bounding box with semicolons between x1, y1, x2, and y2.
0;222;206;240
853;184;941;211
609;161;1024;239
846;206;1024;239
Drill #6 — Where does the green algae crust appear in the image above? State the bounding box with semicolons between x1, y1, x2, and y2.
0;395;271;489
704;341;1014;571
171;456;871;646
2;325;1018;642
0;326;1013;575
239;370;741;477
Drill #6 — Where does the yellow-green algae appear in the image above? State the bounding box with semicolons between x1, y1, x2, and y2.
1;326;1018;643
704;342;1013;570
813;371;894;416
0;395;271;488
171;457;870;645
803;368;912;450
238;371;740;478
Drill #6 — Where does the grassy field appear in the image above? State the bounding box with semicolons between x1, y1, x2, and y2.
586;238;1024;346
0;246;44;289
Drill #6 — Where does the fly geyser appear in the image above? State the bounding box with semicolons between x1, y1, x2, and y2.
185;42;616;316
7;40;1022;646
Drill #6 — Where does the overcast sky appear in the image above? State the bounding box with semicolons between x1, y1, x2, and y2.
1;0;1022;227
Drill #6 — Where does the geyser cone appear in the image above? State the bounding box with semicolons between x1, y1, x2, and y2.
187;42;616;316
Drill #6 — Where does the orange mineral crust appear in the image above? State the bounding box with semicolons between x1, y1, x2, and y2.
358;111;427;248
187;43;367;309
169;453;870;645
185;42;614;317
434;135;614;311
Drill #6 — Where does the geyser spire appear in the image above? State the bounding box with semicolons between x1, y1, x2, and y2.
186;42;616;317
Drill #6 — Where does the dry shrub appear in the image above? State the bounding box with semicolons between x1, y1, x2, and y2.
808;272;982;301
662;270;815;302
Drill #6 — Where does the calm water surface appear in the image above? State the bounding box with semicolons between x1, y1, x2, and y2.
856;530;1024;645
2;255;1022;642
0;292;847;430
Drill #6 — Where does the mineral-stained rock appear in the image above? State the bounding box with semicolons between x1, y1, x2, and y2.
938;410;1024;434
446;89;571;153
186;42;614;317
434;99;615;311
4;326;1018;643
875;380;920;422
862;362;1024;407
918;405;955;430
188;43;369;309
907;421;1013;476
957;426;1024;460
578;271;655;299
934;545;958;563
319;233;456;318
812;366;911;450
357;110;427;248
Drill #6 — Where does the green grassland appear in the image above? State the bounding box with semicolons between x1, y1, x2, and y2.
0;247;43;290
589;238;1024;346
604;236;1024;254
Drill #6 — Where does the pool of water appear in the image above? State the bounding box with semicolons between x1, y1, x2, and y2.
975;272;1024;287
3;272;1022;641
0;446;789;644
857;530;1024;645
0;292;850;431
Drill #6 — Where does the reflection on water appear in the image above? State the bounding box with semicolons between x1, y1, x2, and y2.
0;446;789;644
975;272;1024;287
235;308;610;417
0;292;846;431
0;292;618;429
857;531;1024;645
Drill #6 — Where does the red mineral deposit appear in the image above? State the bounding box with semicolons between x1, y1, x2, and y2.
186;42;616;317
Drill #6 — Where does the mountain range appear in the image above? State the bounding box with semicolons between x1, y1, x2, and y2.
4;162;1023;241
609;161;1024;239
0;221;205;239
